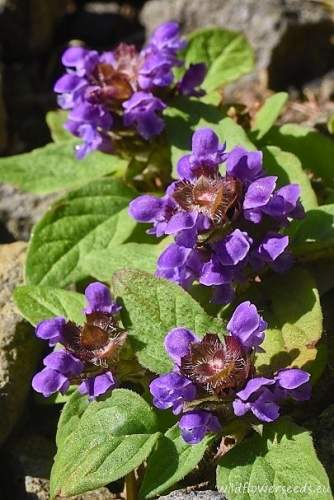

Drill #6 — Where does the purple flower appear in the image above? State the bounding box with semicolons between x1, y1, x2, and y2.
32;282;124;401
149;372;197;415
129;127;304;304
128;194;164;224
61;47;99;76
146;21;186;61
79;372;117;401
243;176;277;223
84;282;121;315
227;301;267;350
32;350;83;398
156;243;204;288
233;369;311;422
263;184;305;221
177;128;228;180
274;368;311;401
179;410;221;444
138;51;175;90
123;91;166;140
178;63;206;97
54;23;188;158
233;377;280;422
36;317;66;346
164;327;199;365
213;229;252;266
226;146;263;183
32;368;70;398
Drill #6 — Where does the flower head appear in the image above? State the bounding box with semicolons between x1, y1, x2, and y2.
149;301;311;444
32;282;126;401
130;128;303;304
54;22;204;158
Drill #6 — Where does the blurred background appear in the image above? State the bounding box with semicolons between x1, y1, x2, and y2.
0;1;334;499
0;0;334;158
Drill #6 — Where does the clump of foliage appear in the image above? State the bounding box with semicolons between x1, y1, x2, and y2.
1;22;333;500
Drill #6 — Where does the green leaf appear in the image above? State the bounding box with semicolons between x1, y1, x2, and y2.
25;179;137;287
81;239;170;282
50;389;160;498
263;146;318;211
46;110;72;143
112;269;225;373
289;204;334;261
0;141;128;194
182;28;254;92
139;425;213;498
255;268;323;377
164;96;225;172
209;117;256;151
217;418;332;500
263;123;334;187
251;93;288;140
13;285;85;325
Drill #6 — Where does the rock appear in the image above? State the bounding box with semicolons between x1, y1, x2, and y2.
5;431;117;499
0;184;58;242
159;491;226;500
141;0;334;89
312;404;334;488
0;241;41;445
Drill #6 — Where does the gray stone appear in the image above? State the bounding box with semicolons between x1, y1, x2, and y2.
6;432;117;499
159;490;226;500
0;241;41;445
0;184;58;242
141;0;334;87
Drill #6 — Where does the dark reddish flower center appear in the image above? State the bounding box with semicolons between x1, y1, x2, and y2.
63;312;127;366
173;175;242;225
88;44;140;106
180;334;252;397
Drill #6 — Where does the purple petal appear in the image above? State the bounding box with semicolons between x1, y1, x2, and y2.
250;389;280;422
199;259;233;286
275;368;310;390
79;371;117;400
62;47;88;67
258;233;289;262
165;212;196;235
178;63;206;97
214;229;252;266
54;73;83;93
232;398;249;417
157;243;190;269
192;128;219;156
32;368;69;397
226;147;263;182
227;301;267;349
179;410;221;444
129;195;163;223
243;176;277;210
236;377;275;401
35;317;66;346
43;350;83;376
176;155;192;180
164;327;199;364
84;282;120;314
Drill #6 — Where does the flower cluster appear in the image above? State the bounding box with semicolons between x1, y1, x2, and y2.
54;22;206;158
32;283;126;400
129;127;304;303
150;301;311;444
